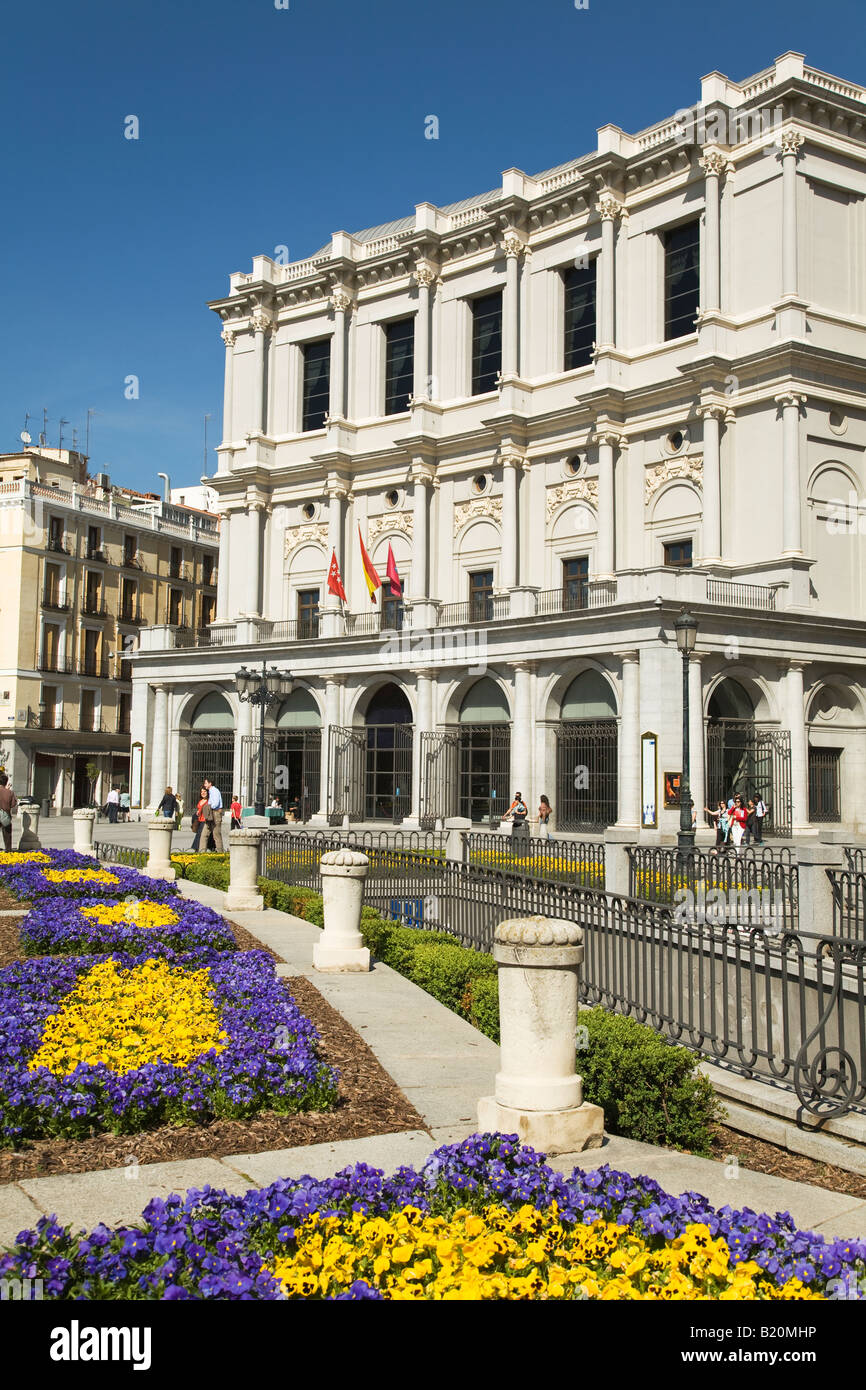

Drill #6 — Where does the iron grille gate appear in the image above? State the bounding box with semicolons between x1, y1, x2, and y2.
420;731;459;828
328;726;365;824
555;719;618;831
328;724;414;824
186;734;235;809
809;747;842;823
457;725;511;825
241;731;321;820
706;721;792;837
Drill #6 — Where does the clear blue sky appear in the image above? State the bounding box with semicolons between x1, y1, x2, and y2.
1;0;863;493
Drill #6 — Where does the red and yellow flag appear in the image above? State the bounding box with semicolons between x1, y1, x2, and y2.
358;526;381;604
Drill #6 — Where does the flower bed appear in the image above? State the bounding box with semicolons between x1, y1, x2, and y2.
1;1135;862;1300
0;949;337;1145
19;896;236;959
0;852;179;902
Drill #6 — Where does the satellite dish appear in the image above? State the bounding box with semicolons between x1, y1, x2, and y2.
20;431;31;445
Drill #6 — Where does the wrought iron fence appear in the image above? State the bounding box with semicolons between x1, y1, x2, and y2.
92;841;149;869
260;829;446;887
465;832;605;887
627;845;798;933
844;847;866;873
828;869;866;940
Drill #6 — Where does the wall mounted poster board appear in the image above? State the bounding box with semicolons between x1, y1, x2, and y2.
641;732;658;828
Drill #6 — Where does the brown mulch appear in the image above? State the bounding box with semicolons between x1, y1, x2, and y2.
0;916;426;1182
709;1124;866;1202
0;886;28;912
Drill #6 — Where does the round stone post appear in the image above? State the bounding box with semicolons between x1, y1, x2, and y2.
17;806;41;851
477;916;604;1154
72;808;98;855
313;849;371;973
225;828;264;911
144;818;177;882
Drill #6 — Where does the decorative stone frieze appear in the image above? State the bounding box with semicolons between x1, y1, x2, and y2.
644;456;704;505
545;479;599;522
453;496;503;532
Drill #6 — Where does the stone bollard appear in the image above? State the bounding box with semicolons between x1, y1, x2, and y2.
225;828;265;911
796;844;846;938
444;816;471;863
477;916;604;1155
313;849;371;973
143;819;177;882
602;827;634;899
17;806;42;851
73;808;98;855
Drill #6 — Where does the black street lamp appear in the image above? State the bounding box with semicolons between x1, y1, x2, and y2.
674;610;698;865
235;661;293;817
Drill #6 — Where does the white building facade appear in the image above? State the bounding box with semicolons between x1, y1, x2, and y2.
132;51;866;838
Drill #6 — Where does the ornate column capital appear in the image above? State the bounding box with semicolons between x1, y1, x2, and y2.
329;288;355;315
250;307;274;335
774;391;807;411
698;148;729;180
411;465;434;487
412;259;440;289
697;401;729;422
595;429;625;450
779;126;805;157
501;231;527;259
512;659;536;675
221;327;237;348
596;193;625;222
326;483;348;502
501;451;525;471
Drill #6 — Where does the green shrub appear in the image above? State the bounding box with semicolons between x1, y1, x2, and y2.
577;1008;723;1155
409;942;496;1017
466;975;500;1042
174;856;230;889
258;880;324;925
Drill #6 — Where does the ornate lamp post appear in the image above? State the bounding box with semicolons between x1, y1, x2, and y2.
234;661;293;817
674;610;698;865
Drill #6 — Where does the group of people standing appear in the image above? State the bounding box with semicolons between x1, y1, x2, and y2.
503;793;553;840
705;792;768;851
155;780;228;852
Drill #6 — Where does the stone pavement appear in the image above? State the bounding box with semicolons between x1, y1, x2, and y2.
2;874;866;1247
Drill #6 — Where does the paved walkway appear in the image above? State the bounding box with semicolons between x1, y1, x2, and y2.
2;875;866;1246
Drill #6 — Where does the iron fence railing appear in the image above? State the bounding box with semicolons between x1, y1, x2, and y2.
259;829;446;887
828;869;866;941
844;847;866;874
627;845;798;933
706;578;778;610
92;841;149;869
464;832;605;887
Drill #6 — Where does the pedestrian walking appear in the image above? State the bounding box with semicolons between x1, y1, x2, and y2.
753;792;767;844
704;800;727;851
204;779;224;851
119;789;130;822
0;773;18;852
744;798;757;846
729;794;749;851
191;785;212;852
156;786;178;820
107;786;120;825
230;794;242;830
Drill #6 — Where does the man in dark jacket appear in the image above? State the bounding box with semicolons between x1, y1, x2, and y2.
0;773;18;852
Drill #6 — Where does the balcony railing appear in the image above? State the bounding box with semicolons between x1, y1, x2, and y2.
437;595;510;627
82;601;109;618
38;657;74;674
118;608;143;624
535;580;618;616
173;626;237;649
260;617;321;642
118;716;132;735
122;554;143;570
168;563;191;582
26;706;71;731
79;718;108;734
41;594;71;612
79;657;111;678
86;548;108;563
706;578;777;611
47;538;70;555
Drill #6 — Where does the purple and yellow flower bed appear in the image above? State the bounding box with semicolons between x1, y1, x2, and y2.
1;1136;862;1300
0;851;179;902
0;949;337;1145
19;896;236;959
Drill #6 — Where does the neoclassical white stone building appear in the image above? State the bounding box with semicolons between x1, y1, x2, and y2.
132;51;866;837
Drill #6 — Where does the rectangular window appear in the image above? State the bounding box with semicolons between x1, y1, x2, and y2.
663;539;693;568
563;262;597;370
84;570;101;613
123;534;137;566
121;578;137;622
384;318;414;415
302;340;331;432
41;685;58;729
169;546;183;579
48;516;65;552
471;292;503;395
382;579;404;632
80;689;96;732
297;588;320;640
43;562;62;607
202;553;215;585
468;569;494;622
168;589;183;626
200;594;216;628
118;692;132;736
87;525;101;558
42;625;60;669
664;220;700;340
562;556;589;610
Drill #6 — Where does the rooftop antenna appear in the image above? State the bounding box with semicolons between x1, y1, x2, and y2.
58;418;69;452
39;408;48;447
203;413;212;476
21;412;31;447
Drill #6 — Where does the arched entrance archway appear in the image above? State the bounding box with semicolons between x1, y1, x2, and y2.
243;688;322;821
554;670;618;830
186;692;235;808
364;684;413;823
705;677;791;836
457;677;511;825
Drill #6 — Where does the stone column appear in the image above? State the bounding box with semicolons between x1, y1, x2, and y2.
477;916;604;1154
314;675;343;825
73;808;98;854
149;685;169;807
688;654;707;839
251;308;271;435
617;651;640;827
786;661;811;834
320;483;347;637
412;667;434;824
780;128;804;298
412;261;436;399
595;431;619;578
313;849;371;972
501;232;525;379
216;510;231;621
329;289;353;422
445;816;471;861
596;194;622;348
512;662;533;814
225;827;265;911
245;502;265;616
697;404;724;564
776;392;806;556
698;150;726;314
220;326;236;443
501;453;521;590
412;469;431;600
144;819;176;882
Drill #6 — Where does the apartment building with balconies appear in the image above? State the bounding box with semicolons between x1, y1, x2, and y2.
0;446;219;811
131;51;866;836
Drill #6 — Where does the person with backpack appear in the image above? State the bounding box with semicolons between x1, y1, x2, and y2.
0;773;18;852
506;791;529;842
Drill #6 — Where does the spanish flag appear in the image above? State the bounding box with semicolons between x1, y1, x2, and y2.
358;526;381;604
